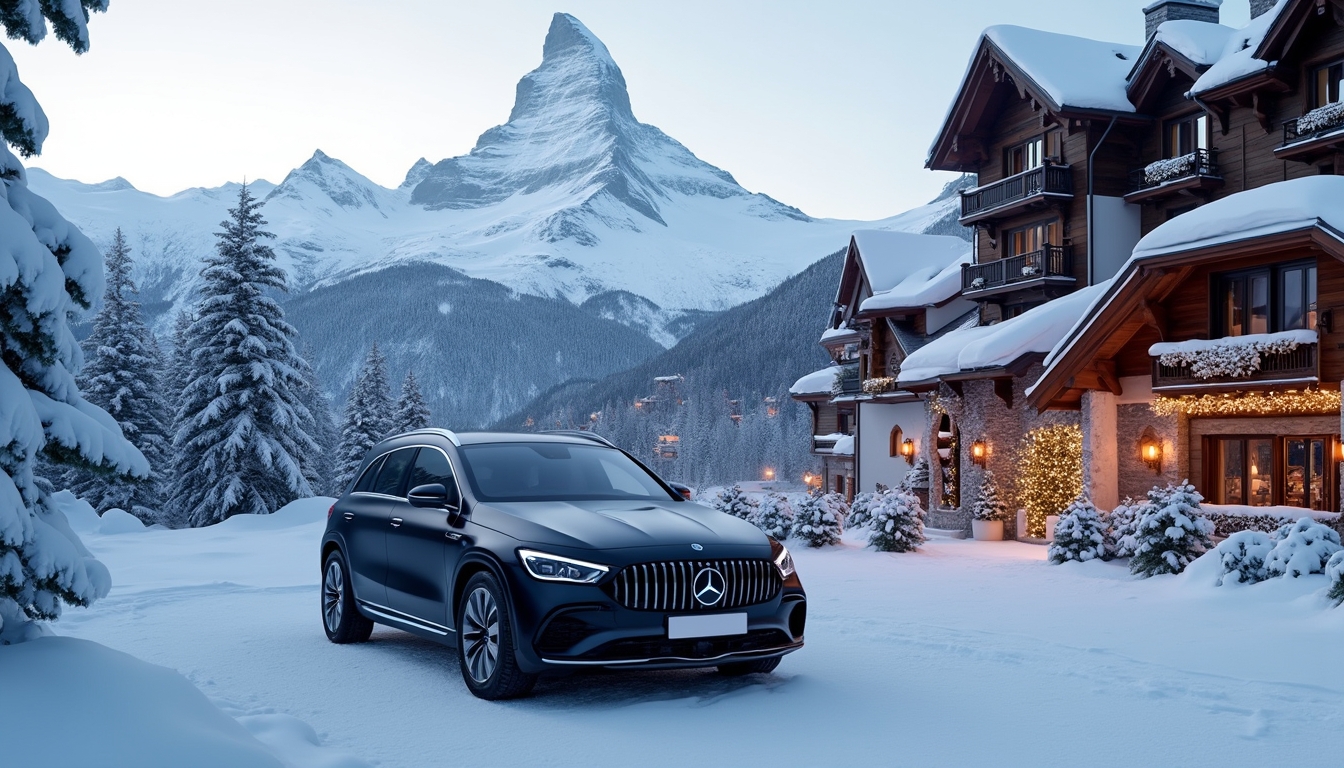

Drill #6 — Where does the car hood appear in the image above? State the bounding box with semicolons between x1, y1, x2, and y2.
473;499;768;552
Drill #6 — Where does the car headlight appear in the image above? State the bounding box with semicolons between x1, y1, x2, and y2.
518;549;609;584
773;543;795;580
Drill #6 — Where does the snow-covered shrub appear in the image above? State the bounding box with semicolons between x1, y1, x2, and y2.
711;484;760;521
1263;518;1342;578
830;366;859;396
1211;530;1275;586
753;493;794;540
972;471;1008;521
794;493;846;547
1104;497;1144;559
1205;509;1341;537
1326;551;1344;605
1153;331;1314;380
1048;497;1107;563
868;488;925;553
846;491;877;529
1130;481;1214;577
1295;100;1344;135
1143;152;1196;185
902;457;931;491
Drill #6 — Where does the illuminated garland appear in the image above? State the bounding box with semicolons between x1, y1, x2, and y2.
1150;389;1341;417
1016;424;1083;538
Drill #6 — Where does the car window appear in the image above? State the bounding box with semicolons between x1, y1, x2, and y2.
409;447;460;505
457;442;674;503
353;454;386;493
374;448;417;497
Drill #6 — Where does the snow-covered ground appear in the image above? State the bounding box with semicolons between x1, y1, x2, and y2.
33;497;1344;767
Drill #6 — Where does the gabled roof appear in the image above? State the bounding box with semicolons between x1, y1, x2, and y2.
1189;0;1293;97
1028;176;1344;409
928;26;1141;171
857;245;972;316
833;231;972;319
1127;20;1235;110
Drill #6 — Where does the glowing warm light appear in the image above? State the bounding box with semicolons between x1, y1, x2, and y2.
764;468;776;480
1151;390;1341;417
899;437;915;465
971;440;988;466
1017;424;1083;538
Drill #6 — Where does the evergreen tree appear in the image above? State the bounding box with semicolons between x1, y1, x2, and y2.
1047;496;1107;564
847;491;877;529
65;229;170;522
753;493;794;540
0;0;131;642
1130;481;1214;577
972;471;1008;521
868;487;925;553
795;492;846;547
394;370;432;433
1263;517;1341;578
335;343;395;489
296;348;339;496
1104;497;1143;559
167;185;318;527
711;483;759;521
1326;551;1344;605
902;456;931;492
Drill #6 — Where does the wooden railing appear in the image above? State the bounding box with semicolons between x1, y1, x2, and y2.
1128;148;1219;193
960;163;1072;221
961;245;1074;293
1152;343;1318;390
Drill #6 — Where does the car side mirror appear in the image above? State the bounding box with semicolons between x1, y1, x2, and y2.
667;481;693;501
408;483;453;509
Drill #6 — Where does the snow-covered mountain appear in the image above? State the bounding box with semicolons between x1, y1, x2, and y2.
28;12;957;344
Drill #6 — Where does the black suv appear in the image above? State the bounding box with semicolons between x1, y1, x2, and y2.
320;429;806;699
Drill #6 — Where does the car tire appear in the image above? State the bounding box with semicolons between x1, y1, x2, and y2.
322;550;374;644
457;571;538;700
717;656;782;676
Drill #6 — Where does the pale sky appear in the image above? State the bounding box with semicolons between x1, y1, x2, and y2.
9;0;1252;220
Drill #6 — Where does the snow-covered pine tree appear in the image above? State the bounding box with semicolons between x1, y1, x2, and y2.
1326;551;1344;605
902;456;931;492
64;229;170;522
167;185;318;527
868;487;925;553
335;343;396;489
1104;497;1143;559
296;349;338;496
847;491;876;529
753;493;794;540
795;492;845;547
1047;496;1107;563
972;470;1008;521
1263;517;1341;578
1130;481;1214;577
1211;530;1275;586
163;310;193;417
0;0;143;642
394;370;432;433
711;483;759;521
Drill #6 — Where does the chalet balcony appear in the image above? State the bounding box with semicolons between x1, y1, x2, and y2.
1151;342;1318;393
960;245;1074;299
1276;104;1344;162
1124;149;1222;204
959;163;1073;225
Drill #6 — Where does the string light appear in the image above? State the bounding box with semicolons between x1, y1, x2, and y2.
1150;389;1341;417
1017;424;1083;538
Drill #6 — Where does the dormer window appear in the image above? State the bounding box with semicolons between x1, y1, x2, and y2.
1163;113;1209;159
1312;61;1344;109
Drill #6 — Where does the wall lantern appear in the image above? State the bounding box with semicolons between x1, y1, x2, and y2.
1140;433;1163;474
1334;441;1344;464
900;438;916;465
970;439;988;467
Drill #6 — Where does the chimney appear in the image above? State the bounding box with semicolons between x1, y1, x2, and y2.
1250;0;1277;19
1143;0;1222;38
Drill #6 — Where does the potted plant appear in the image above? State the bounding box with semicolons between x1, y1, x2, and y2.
971;471;1007;541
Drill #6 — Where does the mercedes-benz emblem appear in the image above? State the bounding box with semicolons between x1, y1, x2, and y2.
693;567;726;606
690;543;704;551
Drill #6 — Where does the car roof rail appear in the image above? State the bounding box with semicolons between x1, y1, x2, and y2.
402;427;461;446
541;429;617;449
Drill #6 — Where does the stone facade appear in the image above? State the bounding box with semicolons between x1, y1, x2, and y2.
1115;403;1185;502
1144;0;1220;38
1250;0;1278;20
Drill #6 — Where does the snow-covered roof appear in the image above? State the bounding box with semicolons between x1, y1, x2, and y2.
1189;0;1289;95
1150;19;1236;67
831;435;855;456
850;231;971;297
1133;176;1344;260
859;249;972;314
1149;329;1317;357
820;326;860;345
898;281;1110;385
790;367;838;396
983;25;1142;113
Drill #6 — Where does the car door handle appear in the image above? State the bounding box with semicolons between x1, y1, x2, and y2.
343;512;354;521
445;531;463;541
390;517;403;528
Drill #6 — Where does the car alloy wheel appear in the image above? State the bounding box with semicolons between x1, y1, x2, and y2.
323;559;345;633
462;586;500;683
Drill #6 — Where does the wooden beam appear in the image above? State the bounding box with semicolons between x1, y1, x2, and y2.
947;380;964;398
1253;92;1273;134
1096;359;1123;396
1141;300;1168;342
993;378;1013;408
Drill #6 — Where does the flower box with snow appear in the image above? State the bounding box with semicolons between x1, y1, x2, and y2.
862;376;897;395
1143;153;1196;186
970;276;987;290
1021;265;1040;277
1150;330;1318;387
1293;101;1344;138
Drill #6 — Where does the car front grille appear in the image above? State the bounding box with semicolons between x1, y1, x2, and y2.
606;559;781;612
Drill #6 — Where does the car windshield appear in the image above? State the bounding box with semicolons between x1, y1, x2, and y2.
457;442;675;503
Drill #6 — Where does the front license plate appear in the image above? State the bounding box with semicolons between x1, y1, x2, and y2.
667;612;747;640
